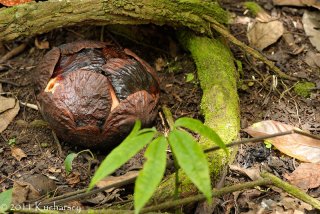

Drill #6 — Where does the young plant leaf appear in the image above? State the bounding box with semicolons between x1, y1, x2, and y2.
168;129;212;201
134;136;168;214
64;153;78;174
174;117;227;153
89;129;156;190
0;188;12;213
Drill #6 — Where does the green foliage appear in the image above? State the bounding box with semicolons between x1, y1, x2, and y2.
64;153;78;174
185;73;195;82
8;138;16;146
294;82;315;98
89;117;227;213
88;121;157;190
134;136;168;214
0;189;12;213
168;129;212;201
264;140;272;149
175;117;227;153
64;149;94;174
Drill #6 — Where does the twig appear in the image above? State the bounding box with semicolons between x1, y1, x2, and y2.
19;101;39;110
140;178;272;213
203;15;298;81
51;130;62;157
39;177;136;207
261;172;320;210
204;129;320;153
0;43;27;63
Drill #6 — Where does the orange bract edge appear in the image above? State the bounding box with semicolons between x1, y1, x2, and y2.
0;0;32;6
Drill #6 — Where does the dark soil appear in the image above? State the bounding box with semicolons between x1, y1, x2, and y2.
0;0;319;213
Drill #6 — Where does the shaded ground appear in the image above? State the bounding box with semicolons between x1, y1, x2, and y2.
0;0;319;213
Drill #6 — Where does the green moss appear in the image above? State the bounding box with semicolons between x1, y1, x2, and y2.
150;32;240;203
244;2;263;16
294;82;315;98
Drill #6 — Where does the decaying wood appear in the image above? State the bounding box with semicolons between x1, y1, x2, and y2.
0;0;228;41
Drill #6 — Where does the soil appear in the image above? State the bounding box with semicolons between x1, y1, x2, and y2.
0;0;319;213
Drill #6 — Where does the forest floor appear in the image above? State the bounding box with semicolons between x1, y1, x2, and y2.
0;0;319;213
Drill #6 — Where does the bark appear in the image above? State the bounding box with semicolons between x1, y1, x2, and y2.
0;0;228;41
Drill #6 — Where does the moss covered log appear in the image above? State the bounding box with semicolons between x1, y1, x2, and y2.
144;32;240;204
0;0;228;41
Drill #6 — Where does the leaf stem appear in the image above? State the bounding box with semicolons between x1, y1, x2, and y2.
162;105;175;131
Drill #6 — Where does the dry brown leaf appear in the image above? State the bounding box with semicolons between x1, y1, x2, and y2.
12;174;56;204
247;20;284;50
96;171;138;192
244;120;320;163
48;166;62;173
0;96;16;113
273;0;320;10
35;38;49;50
303;11;320;51
66;172;80;186
0;0;32;6
12;180;40;204
0;99;20;133
11;146;27;161
284;163;320;190
229;165;261;180
304;51;320;68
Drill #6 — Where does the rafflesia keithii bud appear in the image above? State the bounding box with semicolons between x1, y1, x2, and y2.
35;41;159;149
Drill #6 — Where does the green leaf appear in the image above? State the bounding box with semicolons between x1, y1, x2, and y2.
185;73;195;82
64;153;78;174
0;189;12;213
169;129;212;201
174;117;227;153
128;120;142;138
134;136;168;214
89;130;156;190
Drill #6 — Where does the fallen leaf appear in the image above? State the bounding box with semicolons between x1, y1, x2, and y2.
0;0;32;6
244;120;320;163
247;20;284;50
96;171;138;192
12;174;56;204
12;180;39;205
48;166;62;173
273;0;320;10
11;147;27;161
0;96;15;113
284;163;320;190
304;51;320;68
66;172;80;186
34;38;49;50
229;165;261;180
303;10;320;51
0;99;20;133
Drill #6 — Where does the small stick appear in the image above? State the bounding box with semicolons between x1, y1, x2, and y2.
203;15;298;81
261;172;320;210
204;129;320;153
140;178;272;213
0;43;27;63
51;130;62;157
19;101;38;110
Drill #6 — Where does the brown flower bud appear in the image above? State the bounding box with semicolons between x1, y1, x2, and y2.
35;41;159;149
